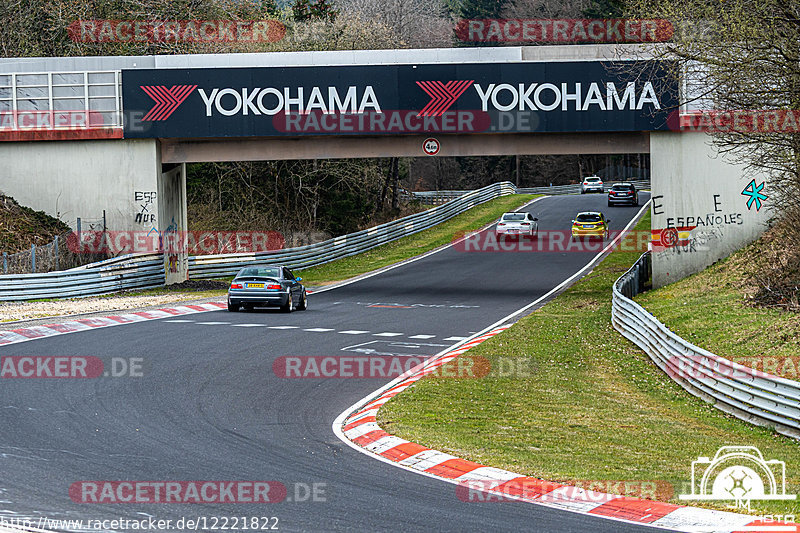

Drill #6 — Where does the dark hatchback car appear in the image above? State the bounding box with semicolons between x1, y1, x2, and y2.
227;265;307;313
607;183;639;207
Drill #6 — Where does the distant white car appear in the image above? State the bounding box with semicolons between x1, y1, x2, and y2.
581;176;604;194
495;212;539;237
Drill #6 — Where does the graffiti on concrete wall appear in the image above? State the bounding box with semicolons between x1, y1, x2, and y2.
163;217;180;274
741;179;768;211
134;191;157;225
651;192;743;258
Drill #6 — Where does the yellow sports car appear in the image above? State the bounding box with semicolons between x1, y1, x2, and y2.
571;211;610;240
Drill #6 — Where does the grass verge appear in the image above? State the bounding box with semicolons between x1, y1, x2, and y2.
635;244;800;381
379;210;800;516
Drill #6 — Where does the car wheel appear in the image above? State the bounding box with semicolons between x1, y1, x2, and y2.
608;201;612;207
581;190;585;194
297;290;308;311
281;293;294;313
227;300;239;312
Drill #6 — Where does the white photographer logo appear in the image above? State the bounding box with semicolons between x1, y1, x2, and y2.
679;446;796;508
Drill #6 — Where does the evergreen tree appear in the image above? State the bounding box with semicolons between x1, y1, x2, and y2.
292;0;338;22
583;0;626;18
456;0;508;19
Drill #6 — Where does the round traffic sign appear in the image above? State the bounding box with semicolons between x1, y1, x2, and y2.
422;138;440;156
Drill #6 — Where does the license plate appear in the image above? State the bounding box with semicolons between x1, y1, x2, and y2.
583;225;595;229
246;283;265;288
508;229;519;233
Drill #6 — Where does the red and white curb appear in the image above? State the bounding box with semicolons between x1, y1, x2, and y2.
334;327;796;533
0;302;226;346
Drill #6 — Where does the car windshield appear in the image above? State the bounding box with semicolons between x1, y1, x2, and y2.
576;214;602;223
612;185;632;191
502;214;526;221
238;267;281;278
585;178;601;182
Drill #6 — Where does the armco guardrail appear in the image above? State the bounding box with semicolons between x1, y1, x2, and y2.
188;181;517;279
0;253;164;301
0;182;515;300
403;180;650;204
516;179;650;195
404;180;650;204
612;252;800;440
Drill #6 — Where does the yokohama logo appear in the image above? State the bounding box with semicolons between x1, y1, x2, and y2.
140;85;197;121
416;80;473;117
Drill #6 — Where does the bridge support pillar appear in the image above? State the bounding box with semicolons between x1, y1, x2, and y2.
158;162;188;285
649;131;773;288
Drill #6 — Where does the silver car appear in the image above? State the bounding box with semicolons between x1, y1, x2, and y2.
580;176;604;194
227;265;308;313
495;212;539;237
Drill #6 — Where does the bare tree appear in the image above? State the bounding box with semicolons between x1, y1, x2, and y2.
502;0;591;19
623;0;800;304
623;1;800;205
279;10;402;50
339;0;453;48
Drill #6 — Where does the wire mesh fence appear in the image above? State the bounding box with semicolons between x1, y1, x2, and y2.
1;232;111;275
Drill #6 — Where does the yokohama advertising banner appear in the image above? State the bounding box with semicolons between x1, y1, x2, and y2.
121;61;677;138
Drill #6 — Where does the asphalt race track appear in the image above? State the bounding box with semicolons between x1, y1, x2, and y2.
0;193;670;533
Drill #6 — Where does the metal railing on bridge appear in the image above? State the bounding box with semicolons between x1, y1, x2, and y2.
0;71;122;131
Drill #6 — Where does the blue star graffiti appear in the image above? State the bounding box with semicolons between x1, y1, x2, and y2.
741;179;768;211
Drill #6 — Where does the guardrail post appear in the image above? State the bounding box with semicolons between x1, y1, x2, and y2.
31;244;36;273
54;235;59;271
2;252;6;274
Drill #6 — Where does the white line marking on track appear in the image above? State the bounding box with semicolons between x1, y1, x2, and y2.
443;336;467;341
304;328;335;332
195;322;231;325
339;330;370;334
231;324;267;327
164;320;194;323
373;332;403;337
267;326;298;329
408;335;436;339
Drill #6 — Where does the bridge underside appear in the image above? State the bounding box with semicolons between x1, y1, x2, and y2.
160;132;651;163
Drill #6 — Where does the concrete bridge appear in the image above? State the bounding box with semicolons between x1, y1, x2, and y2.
0;45;772;286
